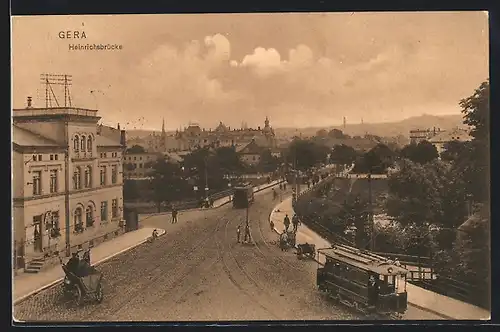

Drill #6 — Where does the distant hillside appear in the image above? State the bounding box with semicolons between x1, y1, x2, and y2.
274;114;466;138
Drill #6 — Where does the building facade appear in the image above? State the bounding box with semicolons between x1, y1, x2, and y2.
123;152;162;179
13;104;126;267
131;117;277;153
428;127;473;155
409;127;445;144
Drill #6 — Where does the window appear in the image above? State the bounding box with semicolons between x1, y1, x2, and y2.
86;206;94;227
140;156;143;160
38;154;42;161
112;199;118;218
74;207;83;233
111;165;117;184
55;154;59;161
87;136;93;151
101;201;108;222
134;157;137;161
49;170;58;193
73;167;81;189
100;166;107;185
50;154;54;161
32;155;37;161
32;171;42;195
48;211;61;238
74;135;79;152
84;166;92;188
81;135;86;152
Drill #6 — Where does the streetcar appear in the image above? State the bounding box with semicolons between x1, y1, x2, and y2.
232;184;254;209
316;244;408;319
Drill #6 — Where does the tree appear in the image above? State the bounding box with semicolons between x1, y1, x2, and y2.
258;149;280;173
461;80;489;142
352;143;395;174
457;79;489;203
400;140;438;164
126;145;146;154
440;140;468;162
330;144;358;170
385;159;445;227
316;129;328;138
149;158;186;212
286;139;329;171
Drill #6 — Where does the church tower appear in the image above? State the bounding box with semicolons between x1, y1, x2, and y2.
264;116;270;129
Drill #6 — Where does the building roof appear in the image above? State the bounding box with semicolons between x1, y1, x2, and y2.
428;128;472;144
237;140;264;154
12;125;62;147
96;134;121;147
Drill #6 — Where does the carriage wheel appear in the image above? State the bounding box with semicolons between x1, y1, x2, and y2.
73;285;83;306
95;284;104;303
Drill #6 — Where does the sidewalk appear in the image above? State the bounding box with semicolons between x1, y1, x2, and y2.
268;196;490;320
13;227;166;305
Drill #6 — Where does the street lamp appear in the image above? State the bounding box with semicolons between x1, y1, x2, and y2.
344;222;357;246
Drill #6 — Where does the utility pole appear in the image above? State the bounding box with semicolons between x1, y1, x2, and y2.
64;131;71;257
368;171;374;251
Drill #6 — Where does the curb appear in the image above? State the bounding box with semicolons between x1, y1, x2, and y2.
13;229;166;305
407;302;455;320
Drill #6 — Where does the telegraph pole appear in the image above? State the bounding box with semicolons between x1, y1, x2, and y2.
368;171;374;251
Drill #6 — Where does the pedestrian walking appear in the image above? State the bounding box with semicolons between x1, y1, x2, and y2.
279;183;283;190
171;208;178;224
236;225;241;243
292;213;300;232
244;224;252;243
283;214;290;233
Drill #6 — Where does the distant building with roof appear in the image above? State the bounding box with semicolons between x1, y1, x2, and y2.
132;117;277;153
12;97;126;272
428;127;473;155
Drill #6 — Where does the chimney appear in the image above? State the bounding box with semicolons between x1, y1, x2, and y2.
26;96;32;108
117;123;121;130
258;126;261;130
120;130;126;147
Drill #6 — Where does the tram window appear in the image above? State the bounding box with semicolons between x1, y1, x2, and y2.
387;276;395;285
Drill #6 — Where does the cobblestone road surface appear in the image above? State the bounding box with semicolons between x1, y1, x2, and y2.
14;188;443;321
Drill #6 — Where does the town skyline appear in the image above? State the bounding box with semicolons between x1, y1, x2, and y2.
12;12;488;130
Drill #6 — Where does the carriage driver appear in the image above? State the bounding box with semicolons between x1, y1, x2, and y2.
67;252;80;274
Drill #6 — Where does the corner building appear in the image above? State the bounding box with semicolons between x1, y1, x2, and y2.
12;105;125;268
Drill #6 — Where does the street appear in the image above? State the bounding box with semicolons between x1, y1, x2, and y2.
14;188;443;321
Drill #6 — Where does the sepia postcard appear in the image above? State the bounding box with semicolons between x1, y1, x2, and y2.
11;12;490;323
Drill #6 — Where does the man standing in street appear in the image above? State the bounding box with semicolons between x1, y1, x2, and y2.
171;207;178;224
237;225;241;243
284;214;290;233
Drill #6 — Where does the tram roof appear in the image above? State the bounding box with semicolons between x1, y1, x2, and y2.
318;244;408;276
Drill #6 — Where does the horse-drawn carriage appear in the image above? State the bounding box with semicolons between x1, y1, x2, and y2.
296;242;316;260
279;231;296;251
59;251;104;306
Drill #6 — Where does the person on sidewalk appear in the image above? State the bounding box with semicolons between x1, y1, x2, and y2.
171;208;178;224
209;197;214;208
279;183;283;190
292;214;301;232
283;183;287;190
237;225;241;243
283;214;290;233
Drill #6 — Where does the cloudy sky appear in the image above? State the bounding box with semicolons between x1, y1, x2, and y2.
12;12;488;131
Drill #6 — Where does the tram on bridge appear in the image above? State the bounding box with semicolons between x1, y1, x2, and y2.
232;184;254;209
317;244;408;319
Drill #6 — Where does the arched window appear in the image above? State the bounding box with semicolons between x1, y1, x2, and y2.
74;207;83;233
74;135;79;152
81;135;86;152
86;206;94;227
87;136;93;152
84;166;92;188
73;166;81;189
